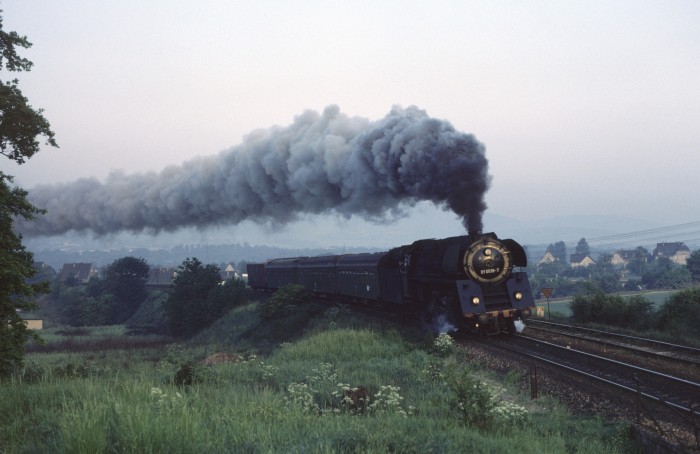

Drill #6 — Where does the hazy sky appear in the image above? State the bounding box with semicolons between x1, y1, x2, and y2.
2;1;699;248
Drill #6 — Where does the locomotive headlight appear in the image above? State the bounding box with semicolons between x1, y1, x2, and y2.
514;291;523;301
471;297;480;305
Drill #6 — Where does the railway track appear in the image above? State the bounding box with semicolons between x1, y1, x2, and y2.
479;334;700;450
522;320;700;387
526;319;700;366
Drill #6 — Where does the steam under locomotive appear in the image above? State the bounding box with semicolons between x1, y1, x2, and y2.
246;232;535;334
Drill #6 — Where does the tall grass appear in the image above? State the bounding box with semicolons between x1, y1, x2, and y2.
1;303;640;453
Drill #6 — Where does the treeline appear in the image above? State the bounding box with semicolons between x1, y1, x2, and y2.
569;286;700;341
44;256;249;337
163;258;248;337
32;242;377;271
50;257;151;326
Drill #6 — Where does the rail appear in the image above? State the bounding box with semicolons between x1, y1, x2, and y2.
634;376;699;450
524;323;700;367
528;319;700;355
479;334;700;449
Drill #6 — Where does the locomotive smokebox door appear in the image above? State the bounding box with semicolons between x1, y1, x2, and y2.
463;237;512;285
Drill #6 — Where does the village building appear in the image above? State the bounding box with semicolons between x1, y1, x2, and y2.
58;262;96;283
538;251;557;265
610;250;637;268
653;242;691;265
23;319;43;330
569;253;596;268
32;262;56;278
221;263;239;280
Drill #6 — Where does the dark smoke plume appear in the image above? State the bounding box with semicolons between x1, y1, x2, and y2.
17;105;490;237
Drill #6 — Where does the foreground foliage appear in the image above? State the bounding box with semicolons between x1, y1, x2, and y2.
656;287;700;340
569;285;700;344
51;259;151;327
0;175;48;377
164;257;248;337
0;11;58;378
259;283;309;320
0;304;639;453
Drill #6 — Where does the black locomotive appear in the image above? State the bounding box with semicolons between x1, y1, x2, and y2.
246;232;535;334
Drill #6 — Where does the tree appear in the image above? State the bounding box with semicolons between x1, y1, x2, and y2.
103;256;150;322
1;14;57;161
0;177;48;376
656;287;700;339
0;11;58;378
163;258;223;337
656;266;691;290
591;252;621;293
260;284;308;320
641;257;691;290
628;246;650;275
575;238;590;256
546;241;567;263
686;249;700;283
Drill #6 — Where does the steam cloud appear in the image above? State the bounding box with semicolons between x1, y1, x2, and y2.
17;105;490;237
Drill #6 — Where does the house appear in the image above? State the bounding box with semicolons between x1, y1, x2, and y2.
610;250;637;268
149;267;177;286
538;251;557;265
569;253;596;268
32;261;56;277
30;262;56;284
221;263;239;280
653;242;691;265
58;263;96;283
24;319;43;330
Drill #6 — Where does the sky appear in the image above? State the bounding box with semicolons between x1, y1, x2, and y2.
2;0;700;250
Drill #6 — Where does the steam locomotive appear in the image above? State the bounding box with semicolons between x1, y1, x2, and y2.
246;233;535;334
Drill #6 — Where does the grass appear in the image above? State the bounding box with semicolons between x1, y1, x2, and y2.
1;301;641;453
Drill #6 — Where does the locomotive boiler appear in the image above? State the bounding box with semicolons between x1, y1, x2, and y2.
247;232;535;334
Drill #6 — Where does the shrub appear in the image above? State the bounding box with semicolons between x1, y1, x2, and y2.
445;366;494;429
285;382;319;414
150;386;184;413
656;287;700;339
22;361;45;383
260;284;308;320
335;384;369;414
174;361;206;387
368;385;409;417
432;332;454;357
52;362;95;379
570;288;654;330
444;365;528;430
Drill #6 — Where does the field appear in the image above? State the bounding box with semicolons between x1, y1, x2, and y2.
1;301;640;453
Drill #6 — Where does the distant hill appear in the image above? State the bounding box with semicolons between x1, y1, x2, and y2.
29;242;378;270
25;212;697;270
